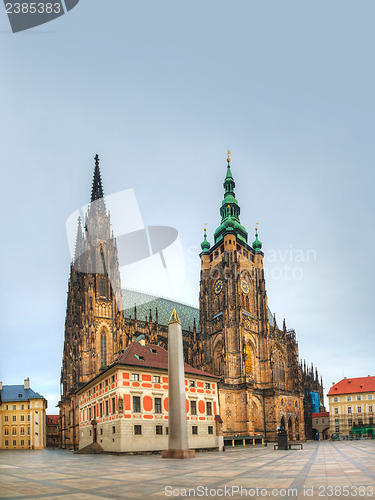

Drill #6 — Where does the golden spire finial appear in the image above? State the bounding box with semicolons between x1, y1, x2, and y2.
255;222;259;232
227;149;231;163
168;308;181;325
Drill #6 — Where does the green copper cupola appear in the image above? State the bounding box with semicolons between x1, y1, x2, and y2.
201;228;210;252
252;227;262;252
213;154;248;245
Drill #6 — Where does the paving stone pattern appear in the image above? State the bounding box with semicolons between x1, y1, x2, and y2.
0;441;374;499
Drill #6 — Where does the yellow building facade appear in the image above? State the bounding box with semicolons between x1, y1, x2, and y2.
0;378;47;450
327;376;375;438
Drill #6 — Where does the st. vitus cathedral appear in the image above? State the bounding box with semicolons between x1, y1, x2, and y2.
59;154;323;448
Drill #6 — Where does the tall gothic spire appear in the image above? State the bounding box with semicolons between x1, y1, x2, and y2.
91;154;104;202
213;155;248;245
74;216;85;261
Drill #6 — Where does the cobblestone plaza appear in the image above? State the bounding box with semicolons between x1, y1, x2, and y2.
0;441;374;499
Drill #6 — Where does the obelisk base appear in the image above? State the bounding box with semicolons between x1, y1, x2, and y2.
162;449;195;459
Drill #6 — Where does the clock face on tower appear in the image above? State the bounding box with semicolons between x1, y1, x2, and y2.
214;279;223;294
241;279;249;294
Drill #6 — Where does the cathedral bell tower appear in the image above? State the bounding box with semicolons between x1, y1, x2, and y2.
199;154;268;385
198;154;271;436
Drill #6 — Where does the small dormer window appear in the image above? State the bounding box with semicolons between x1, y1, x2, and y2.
150;348;157;354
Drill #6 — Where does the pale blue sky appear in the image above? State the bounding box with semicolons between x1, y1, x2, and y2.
0;0;374;412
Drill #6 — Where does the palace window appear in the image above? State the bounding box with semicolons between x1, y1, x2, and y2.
105;400;109;416
156;425;163;435
12;415;16;422
334;397;338;402
4;405;8;410
112;398;116;414
357;406;362;413
132;373;139;381
100;331;107;369
5;440;8;446
315;418;319;424
334;408;338;415
154;398;162;414
206;402;212;416
12;405;16;410
357;395;361;401
21;440;24;446
12;428;17;435
189;380;195;387
153;376;160;383
348;419;352;426
191;400;197;415
369;406;373;413
99;403;103;418
335;427;339;433
208;426;213;435
111;375;115;383
192;426;198;435
322;418;325;424
20;404;24;410
370;417;374;425
134;425;142;435
358;419;363;426
205;383;210;389
112;426;116;434
4;427;9;435
347;396;352;401
334;418;339;425
20;428;25;436
13;440;16;446
133;396;141;413
4;416;8;422
20;415;24;422
89;407;92;420
369;395;373;400
348;407;352;414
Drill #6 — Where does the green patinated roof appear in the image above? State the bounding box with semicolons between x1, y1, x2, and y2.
122;288;276;332
121;289;199;332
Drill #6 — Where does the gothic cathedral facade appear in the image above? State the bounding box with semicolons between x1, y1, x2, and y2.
59;154;321;448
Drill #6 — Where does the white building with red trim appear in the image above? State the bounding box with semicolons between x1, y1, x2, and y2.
76;340;220;452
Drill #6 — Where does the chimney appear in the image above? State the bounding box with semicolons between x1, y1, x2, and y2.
0;382;2;391
24;378;30;390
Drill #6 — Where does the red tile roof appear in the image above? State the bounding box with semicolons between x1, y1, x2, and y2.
312;412;329;418
327;376;375;396
115;342;220;379
46;415;59;424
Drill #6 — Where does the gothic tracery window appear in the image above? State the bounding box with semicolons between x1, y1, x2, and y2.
100;331;107;368
272;349;285;389
245;344;253;374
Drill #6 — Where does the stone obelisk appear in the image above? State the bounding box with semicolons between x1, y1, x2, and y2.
162;309;195;459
